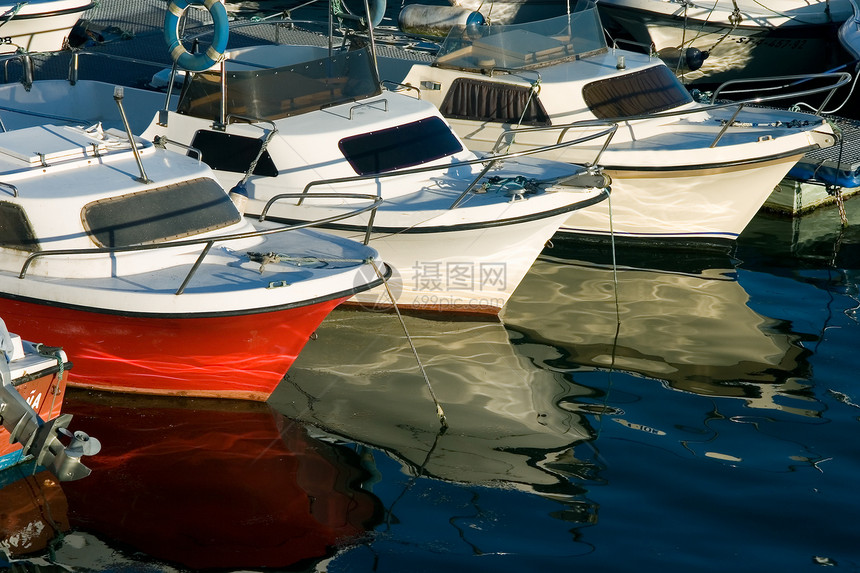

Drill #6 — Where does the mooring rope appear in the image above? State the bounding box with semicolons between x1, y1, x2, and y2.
371;260;448;430
246;251;369;272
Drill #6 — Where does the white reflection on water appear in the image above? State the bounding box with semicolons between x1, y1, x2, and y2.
504;252;817;417
271;311;599;491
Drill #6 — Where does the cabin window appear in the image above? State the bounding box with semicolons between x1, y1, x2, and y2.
82;177;241;248
582;65;693;118
190;131;278;177
0;201;39;251
439;78;550;126
339;116;463;175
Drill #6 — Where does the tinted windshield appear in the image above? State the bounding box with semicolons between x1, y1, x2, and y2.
435;3;606;71
339;116;463;175
583;65;693;118
178;47;382;121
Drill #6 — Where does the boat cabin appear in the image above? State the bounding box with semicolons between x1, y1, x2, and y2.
0;124;239;258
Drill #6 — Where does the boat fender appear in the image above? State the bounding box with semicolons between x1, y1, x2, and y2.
398;5;485;39
657;46;709;73
164;0;229;72
339;0;386;27
228;182;249;215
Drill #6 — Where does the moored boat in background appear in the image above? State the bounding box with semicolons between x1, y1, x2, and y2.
375;3;843;246
0;0;94;54
595;0;856;85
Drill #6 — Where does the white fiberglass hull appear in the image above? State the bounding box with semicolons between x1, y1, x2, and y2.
243;174;607;314
322;209;578;314
558;154;804;242
235;157;608;314
442;117;829;243
0;0;92;54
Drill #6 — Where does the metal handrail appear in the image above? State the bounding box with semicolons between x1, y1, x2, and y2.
348;98;387;119
0;181;18;197
18;192;383;293
495;119;620;166
602;72;851;126
481;67;542;83
0;103;93;127
381;79;420;98
710;73;850;109
290;120;618;210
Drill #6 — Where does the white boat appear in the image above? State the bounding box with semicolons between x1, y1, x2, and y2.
0;317;98;481
0;89;386;401
145;43;609;314
33;9;610;316
0;0;93;54
596;0;856;84
375;3;842;246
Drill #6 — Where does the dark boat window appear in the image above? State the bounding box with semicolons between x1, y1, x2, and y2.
583;65;693;118
440;78;550;125
0;201;39;251
190;130;278;177
339;116;463;175
83;177;241;248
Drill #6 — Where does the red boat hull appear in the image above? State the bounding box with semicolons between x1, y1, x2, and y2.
0;296;346;401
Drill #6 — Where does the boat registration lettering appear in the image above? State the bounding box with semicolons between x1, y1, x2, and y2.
734;37;807;50
26;392;42;410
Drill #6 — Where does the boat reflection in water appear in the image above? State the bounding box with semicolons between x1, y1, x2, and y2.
499;239;833;472
0;463;70;560
46;392;383;570
505;242;816;417
272;311;602;524
270;239;818;540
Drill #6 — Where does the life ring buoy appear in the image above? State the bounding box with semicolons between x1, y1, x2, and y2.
164;0;229;72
